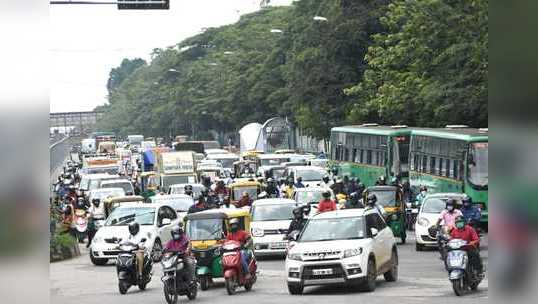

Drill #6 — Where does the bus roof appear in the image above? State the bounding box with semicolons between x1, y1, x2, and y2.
331;125;412;136
411;128;488;142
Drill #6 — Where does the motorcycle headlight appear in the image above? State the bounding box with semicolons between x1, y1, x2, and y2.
417;217;430;226
287;252;302;261
391;214;398;221
251;227;264;237
343;247;363;258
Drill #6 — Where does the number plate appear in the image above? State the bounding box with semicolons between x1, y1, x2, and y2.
312;268;333;275
270;242;287;249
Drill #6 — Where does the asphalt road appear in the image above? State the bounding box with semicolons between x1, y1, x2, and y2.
50;233;488;304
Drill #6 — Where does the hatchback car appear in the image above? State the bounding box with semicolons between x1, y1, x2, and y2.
285;209;398;294
250;198;299;256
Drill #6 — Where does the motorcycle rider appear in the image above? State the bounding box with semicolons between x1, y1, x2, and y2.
415;186;428;206
226;218;253;279
126;222;147;279
164;224;195;283
450;216;483;273
330;178;345;196
184;185;194;197
287;207;307;237
435;199;463;229
375;175;387;186
283;179;295;199
236;192;253;208
214;180;229;196
365;193;386;217
461;196;481;229
86;198;104;247
265;178;279;198
344;191;364;209
319;174;332;188
317;190;337;213
188;195;208;214
294;176;305;189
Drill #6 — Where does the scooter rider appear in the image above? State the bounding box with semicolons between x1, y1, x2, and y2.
461;196;481;228
86;198;104;247
365;193;386;218
435;199;463;229
126;222;147;278
164;224;195;283
415;186;428;206
287;207;307;237
226;218;253;279
317;190;337;213
265;178;280;198
184;185;194;197
450;216;483;273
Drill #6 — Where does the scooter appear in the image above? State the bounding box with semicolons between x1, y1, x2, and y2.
222;240;257;295
445;238;484;296
161;250;197;304
74;209;88;243
405;202;419;230
114;238;153;294
429;225;451;268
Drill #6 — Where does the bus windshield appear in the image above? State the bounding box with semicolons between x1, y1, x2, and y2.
392;136;410;177
468;142;488;188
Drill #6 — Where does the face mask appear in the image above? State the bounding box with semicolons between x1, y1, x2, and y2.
230;226;238;233
456;221;465;229
447;206;454;211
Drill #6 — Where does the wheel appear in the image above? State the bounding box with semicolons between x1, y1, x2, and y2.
384;250;398;282
452;278;465;296
152;239;162;262
187;283;198;300
90;252;108;266
400;236;406;244
138;282;147;291
118;281;129;295
200;276;210;291
361;258;376;292
287;283;303;295
244;281;253;291
225;278;236;295
164;281;178;304
415;243;423;251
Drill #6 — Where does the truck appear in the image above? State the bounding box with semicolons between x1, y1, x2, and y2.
127;135;144;147
157;151;198;192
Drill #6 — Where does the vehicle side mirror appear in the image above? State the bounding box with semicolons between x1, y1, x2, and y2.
161;218;172;226
140;238;147;243
370;228;379;237
288;230;299;241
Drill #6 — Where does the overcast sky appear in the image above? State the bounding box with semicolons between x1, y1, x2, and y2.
50;0;293;113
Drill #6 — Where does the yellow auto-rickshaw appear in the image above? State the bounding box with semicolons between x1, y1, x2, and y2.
229;180;262;206
103;195;145;218
364;186;406;243
233;160;258;178
184;208;251;290
138;171;159;198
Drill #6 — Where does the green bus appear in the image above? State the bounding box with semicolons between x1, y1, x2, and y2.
330;124;411;186
409;127;488;223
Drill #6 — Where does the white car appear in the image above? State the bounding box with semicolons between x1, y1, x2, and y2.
285;209;398;294
284;166;326;188
89;202;181;266
250;198;299;256
168;183;205;197
149;194;194;217
414;193;466;251
88;187;125;204
99;179;135;196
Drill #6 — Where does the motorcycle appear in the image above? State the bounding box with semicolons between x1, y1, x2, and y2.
74;209;88;242
445;238;484;296
405;202;419;230
222;240;257;295
429;225;451;267
161;250;197;304
114;238;153;294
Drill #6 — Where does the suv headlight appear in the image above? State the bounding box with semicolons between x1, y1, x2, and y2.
343;247;363;258
92;236;103;244
251;227;264;237
417;217;430;227
287;252;302;261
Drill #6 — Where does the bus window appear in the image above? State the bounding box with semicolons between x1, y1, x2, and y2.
439;158;445;176
429;157;436;175
453;160;460;180
445;159;451;177
367;150;373;164
421;155;427;172
352;149;357;162
468;142;488;188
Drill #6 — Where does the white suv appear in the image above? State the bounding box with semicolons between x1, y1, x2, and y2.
285;209;398;294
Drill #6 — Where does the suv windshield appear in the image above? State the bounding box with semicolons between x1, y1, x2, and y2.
299;217;365;242
252;204;295;221
105;207;155;226
468;142;488;189
295;191;323;204
187;218;223;240
101;181;133;194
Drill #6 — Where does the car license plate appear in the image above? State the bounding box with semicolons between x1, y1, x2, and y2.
312;268;333;275
270;242;287;249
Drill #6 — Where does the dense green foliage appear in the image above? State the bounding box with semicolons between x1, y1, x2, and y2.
98;0;488;140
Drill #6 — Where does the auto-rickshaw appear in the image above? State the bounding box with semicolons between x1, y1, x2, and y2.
364;186;407;244
137;171;159;199
233;160;258;178
229;180;262;207
184;209;251;290
103;196;145;218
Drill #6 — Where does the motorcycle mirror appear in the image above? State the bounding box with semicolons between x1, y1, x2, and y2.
140;238;147;243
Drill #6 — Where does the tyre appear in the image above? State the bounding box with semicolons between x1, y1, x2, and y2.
361;258;376;292
118;281;129;295
199;276;210;291
152;239;162;262
384;250;398;282
452;278;465;296
90;252;108;266
164;281;178;304
244;281;253;291
187;283;197;300
225;278;236;295
287;283;303;295
415;243;423;251
400;236;406;244
138;282;147;291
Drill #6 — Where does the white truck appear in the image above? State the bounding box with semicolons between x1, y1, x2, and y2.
157;151;198;192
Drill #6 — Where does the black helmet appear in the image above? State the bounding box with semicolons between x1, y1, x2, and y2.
322;190;331;198
378;176;386;184
201;188;209;197
128;222;140;236
171;224;183;240
184;184;193;191
322;175;330;183
292;208;303;219
229;218;240;232
367;193;377;206
357;182;365;192
92;198;100;207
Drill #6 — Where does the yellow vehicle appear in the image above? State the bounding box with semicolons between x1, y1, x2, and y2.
364;186;407;243
103;196;145;218
241;150;264;161
229;180;262;206
138;171;159;197
274;149;295;154
184;208;251;290
233;160;258;178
